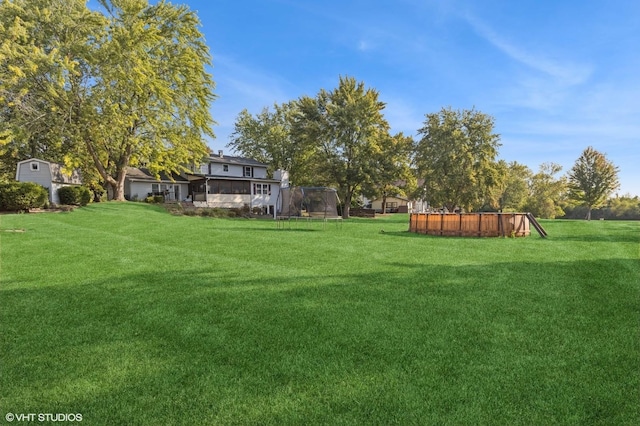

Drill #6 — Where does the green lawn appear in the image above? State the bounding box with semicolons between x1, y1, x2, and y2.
1;203;639;425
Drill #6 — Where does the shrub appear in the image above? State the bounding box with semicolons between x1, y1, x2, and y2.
0;182;48;211
57;186;91;206
144;195;164;203
57;186;76;205
77;187;91;206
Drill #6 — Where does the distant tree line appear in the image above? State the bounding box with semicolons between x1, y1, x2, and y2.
230;77;627;220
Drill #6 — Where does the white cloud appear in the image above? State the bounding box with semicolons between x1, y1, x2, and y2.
357;40;372;52
463;13;592;86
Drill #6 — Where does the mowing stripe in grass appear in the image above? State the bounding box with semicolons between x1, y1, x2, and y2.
1;204;638;424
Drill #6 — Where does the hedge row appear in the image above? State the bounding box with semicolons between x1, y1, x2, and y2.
57;186;91;206
0;182;48;211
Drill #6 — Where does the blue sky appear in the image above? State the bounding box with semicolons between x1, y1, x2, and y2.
175;1;639;195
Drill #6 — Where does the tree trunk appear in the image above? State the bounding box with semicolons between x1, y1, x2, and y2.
342;191;351;219
85;138;132;201
381;193;387;214
113;168;128;201
110;181;126;201
586;207;592;221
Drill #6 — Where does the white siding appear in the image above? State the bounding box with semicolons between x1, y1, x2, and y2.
51;183;64;204
207;162;268;178
128;182;153;200
251;185;279;207
126;181;188;201
17;160;52;189
205;188;278;215
253;168;267;179
371;196;409;212
206;194;251;208
208;163;238;176
16;160;53;202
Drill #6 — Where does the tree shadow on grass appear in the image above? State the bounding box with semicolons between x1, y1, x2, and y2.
223;227;321;233
1;258;638;424
550;231;640;244
381;228;640;244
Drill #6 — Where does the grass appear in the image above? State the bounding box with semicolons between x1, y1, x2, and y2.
1;203;639;425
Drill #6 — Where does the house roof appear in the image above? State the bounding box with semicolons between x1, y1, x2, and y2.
207;152;267;167
184;174;280;183
372;195;411;202
125;167;188;183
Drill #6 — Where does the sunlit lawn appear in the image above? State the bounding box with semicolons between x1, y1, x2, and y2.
1;203;639;424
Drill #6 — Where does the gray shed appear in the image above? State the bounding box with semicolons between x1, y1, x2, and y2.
15;158;82;205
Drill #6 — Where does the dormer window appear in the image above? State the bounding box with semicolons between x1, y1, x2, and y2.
30;161;40;171
244;166;253;177
223;165;229;172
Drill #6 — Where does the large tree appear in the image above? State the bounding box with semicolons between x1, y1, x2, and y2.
0;0;101;180
493;160;533;212
524;162;567;219
0;0;215;199
292;76;390;218
361;132;415;214
414;107;501;212
567;146;620;220
228;102;314;185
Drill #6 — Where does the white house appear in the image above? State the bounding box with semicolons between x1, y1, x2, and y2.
186;151;282;216
124;167;189;202
15;158;82;205
17;153;284;214
370;195;411;213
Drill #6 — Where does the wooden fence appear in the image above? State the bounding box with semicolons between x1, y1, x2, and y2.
350;208;376;218
409;213;530;237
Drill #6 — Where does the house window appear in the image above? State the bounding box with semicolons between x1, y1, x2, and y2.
151;184;169;194
209;180;250;194
253;183;271;196
244;166;253;177
30;162;40;171
223;165;229;172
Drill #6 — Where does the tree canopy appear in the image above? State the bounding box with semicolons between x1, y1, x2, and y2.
524;162;567;219
567;146;620;220
292;76;392;218
493;160;533;212
228;102;314;185
0;0;215;198
414;107;501;212
361;131;415;214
